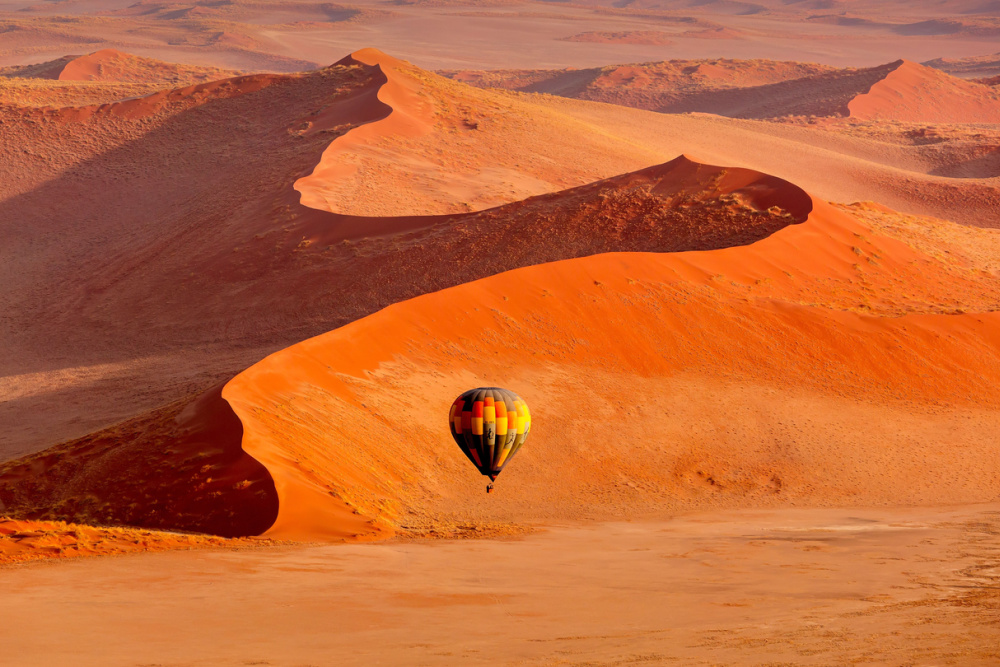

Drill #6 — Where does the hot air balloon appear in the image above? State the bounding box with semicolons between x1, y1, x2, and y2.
448;387;530;492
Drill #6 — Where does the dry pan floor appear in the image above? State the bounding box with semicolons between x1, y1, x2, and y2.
1;504;998;666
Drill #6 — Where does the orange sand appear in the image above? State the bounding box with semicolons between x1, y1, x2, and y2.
0;8;998;663
2;506;998;664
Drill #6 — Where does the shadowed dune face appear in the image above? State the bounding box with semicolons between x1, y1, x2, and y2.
0;59;391;453
0;384;278;538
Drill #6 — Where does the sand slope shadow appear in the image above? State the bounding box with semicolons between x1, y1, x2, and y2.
0;383;277;538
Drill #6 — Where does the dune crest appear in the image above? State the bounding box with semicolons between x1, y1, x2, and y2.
5;153;1000;540
292;48;670;216
293;48;434;214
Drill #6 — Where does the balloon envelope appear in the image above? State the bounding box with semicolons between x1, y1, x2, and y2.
449;387;531;481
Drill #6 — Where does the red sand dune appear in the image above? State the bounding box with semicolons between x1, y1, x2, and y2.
441;58;839;115
1;47;999;459
310;51;1000;225
294;48;672;216
2;48;998;466
57;48;239;83
0;155;817;535
0;56;393;455
223;195;1000;540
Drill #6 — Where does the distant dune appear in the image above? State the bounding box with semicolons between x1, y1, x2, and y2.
0;48;240;84
441;58;838;115
0;48;243;106
924;52;1000;79
849;60;1000;123
444;58;1000;123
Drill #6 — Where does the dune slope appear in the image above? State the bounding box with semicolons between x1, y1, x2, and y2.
0;384;278;538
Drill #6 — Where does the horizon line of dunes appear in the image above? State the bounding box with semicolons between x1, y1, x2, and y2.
4;47;1000;124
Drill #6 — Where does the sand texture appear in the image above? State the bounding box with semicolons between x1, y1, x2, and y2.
2;506;998;665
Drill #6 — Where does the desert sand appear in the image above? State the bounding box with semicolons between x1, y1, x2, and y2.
2;506;999;664
1;5;1000;664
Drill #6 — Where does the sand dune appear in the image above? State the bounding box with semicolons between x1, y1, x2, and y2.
0;56;391;454
304;51;1000;224
222;194;1000;540
294;48;669;216
0;383;277;537
441;58;839;115
0;48;245;106
2;4;999;662
925;52;1000;79
0;155;818;534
